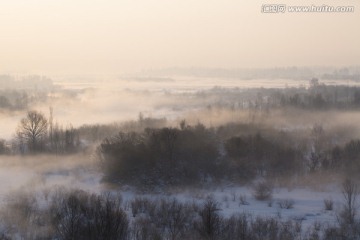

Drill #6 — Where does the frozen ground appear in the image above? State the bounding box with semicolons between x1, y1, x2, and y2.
0;155;345;230
119;184;343;230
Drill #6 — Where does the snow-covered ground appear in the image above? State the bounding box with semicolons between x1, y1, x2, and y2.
118;184;343;230
0;155;346;230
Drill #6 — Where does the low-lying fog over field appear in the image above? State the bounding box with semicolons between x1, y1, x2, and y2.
2;71;360;138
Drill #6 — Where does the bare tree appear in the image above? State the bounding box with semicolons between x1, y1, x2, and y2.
0;139;9;154
339;178;358;225
156;199;192;240
196;198;223;240
17;110;48;153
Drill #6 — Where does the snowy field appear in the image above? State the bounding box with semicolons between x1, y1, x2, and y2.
0;155;345;231
118;185;343;231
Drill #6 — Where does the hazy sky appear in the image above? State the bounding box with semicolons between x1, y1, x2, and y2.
0;0;359;75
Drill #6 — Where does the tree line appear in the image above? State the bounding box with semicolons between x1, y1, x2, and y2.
98;120;360;188
194;79;360;114
8;110;80;154
3;109;360;187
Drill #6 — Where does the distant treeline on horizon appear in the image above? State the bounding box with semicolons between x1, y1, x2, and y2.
140;66;360;81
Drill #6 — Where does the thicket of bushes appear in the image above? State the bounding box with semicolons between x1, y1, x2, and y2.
224;134;301;179
0;189;128;240
98;120;360;188
99;124;220;187
1;188;360;240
